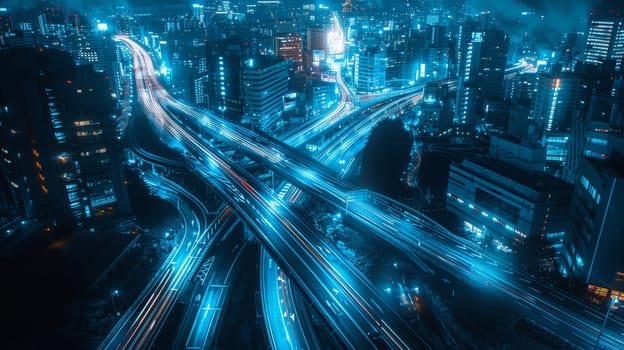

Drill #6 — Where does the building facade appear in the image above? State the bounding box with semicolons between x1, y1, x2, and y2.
242;56;290;132
415;82;453;135
531;73;581;172
275;33;304;73
562;155;624;294
584;12;624;70
447;158;571;248
353;47;386;93
206;39;246;122
455;29;509;126
0;47;130;232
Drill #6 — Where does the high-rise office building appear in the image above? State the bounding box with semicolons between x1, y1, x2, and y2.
562;154;624;294
306;27;326;52
304;27;327;74
574;60;617;110
455;29;508;126
584;12;624;70
611;76;624;131
242;56;290;132
536;72;574;128
426;25;447;48
206;38;246;122
455;20;481;78
559;32;584;70
532;73;580;170
0;47;130;231
73;33;117;73
37;6;68;42
562;72;624;294
275;33;304;73
504;72;537;106
416;82;453;135
474;29;508;100
385;49;404;81
420;46;450;81
307;78;337;117
354;46;386;93
581;93;618;161
191;3;206;27
69;65;131;225
193;73;210;107
563;60;618;182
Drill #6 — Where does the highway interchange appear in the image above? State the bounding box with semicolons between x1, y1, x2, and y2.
100;23;624;350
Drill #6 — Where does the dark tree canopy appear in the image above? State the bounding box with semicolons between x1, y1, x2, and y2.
360;118;412;197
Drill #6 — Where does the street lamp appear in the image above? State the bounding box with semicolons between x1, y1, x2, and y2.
111;289;120;317
594;296;619;349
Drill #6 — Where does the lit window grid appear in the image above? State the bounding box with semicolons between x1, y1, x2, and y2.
447;192;528;239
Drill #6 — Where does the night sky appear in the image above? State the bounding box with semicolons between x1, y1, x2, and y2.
469;0;623;32
6;0;622;16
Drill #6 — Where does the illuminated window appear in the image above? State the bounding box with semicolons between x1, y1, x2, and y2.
587;137;607;146
580;175;601;205
575;254;584;268
588;284;609;297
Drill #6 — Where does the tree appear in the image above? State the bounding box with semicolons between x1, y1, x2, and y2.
360;118;412;197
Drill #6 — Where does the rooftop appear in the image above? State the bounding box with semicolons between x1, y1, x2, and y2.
463;156;572;194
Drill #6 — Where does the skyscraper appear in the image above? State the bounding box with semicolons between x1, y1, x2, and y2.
305;27;327;74
561;71;624;294
504;72;537;106
274;33;304;73
455;20;480;78
206;38;246;122
533;74;580;133
307;78;337;117
426;25;447;48
474;29;508;100
416;82;453;135
306;27;326;52
563;60;618;182
354;46;386;93
455;29;508;126
584;11;624;70
531;73;580;171
562;154;624;293
242;56;290;132
0;47;130;232
417;25;451;82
